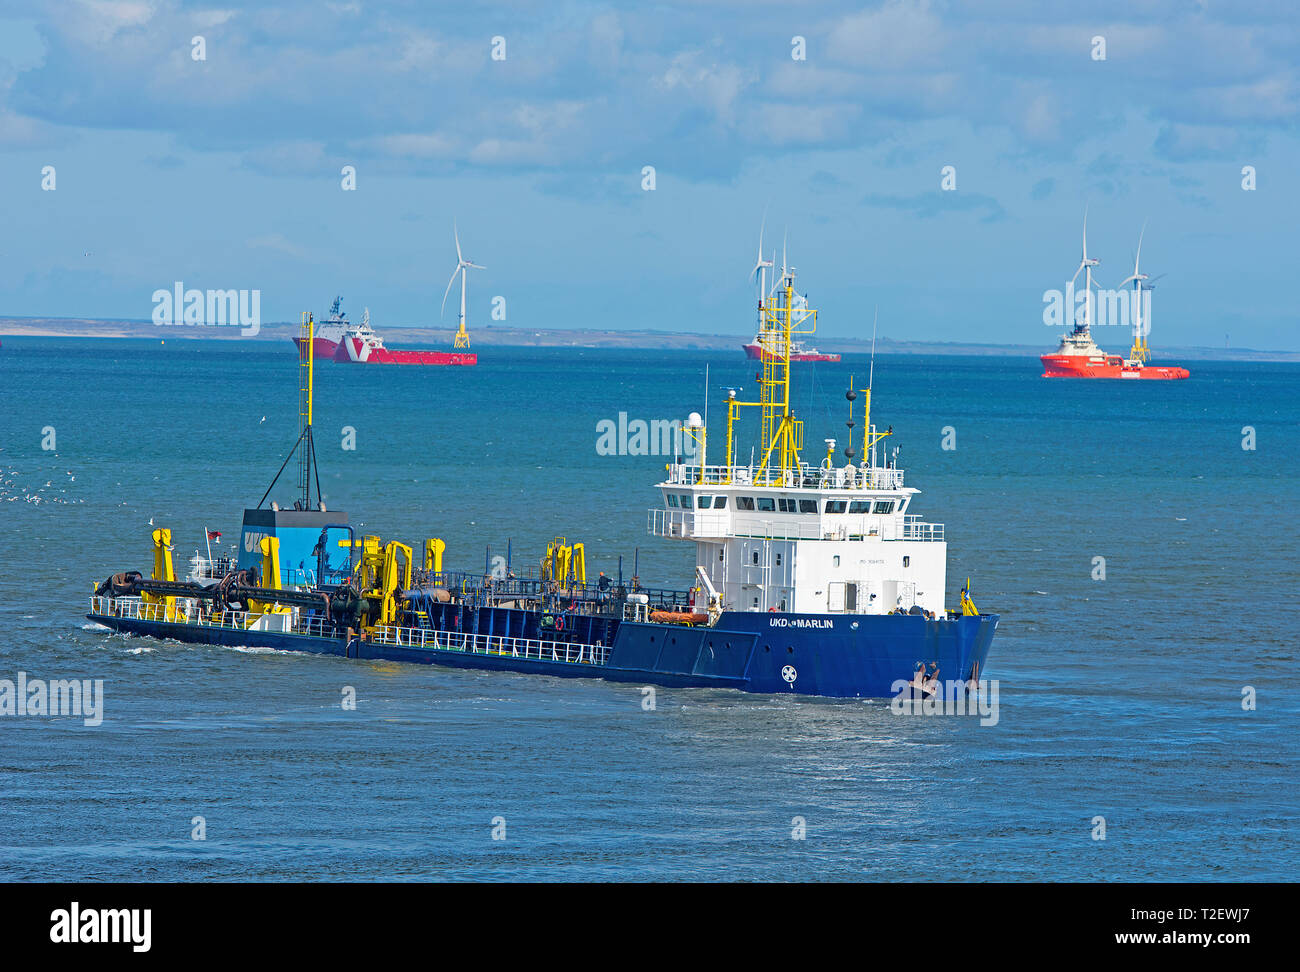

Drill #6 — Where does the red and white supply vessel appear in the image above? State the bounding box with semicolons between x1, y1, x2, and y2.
743;335;841;363
292;296;350;358
334;308;476;366
1041;215;1189;380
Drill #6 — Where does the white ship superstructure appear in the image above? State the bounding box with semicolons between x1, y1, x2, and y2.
651;262;947;619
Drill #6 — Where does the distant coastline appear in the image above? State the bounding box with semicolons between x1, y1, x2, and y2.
1;316;1295;362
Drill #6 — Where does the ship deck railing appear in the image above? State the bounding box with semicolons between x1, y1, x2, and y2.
648;509;944;542
89;595;302;635
412;571;693;614
370;625;610;666
663;462;905;490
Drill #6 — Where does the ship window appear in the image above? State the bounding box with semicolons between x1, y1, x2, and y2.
752;597;759;608
778;498;796;512
757;497;776;512
697;495;713;509
825;500;847;513
833;555;841;567
752;551;760;565
849;500;871;513
667;494;679;508
903;556;910;568
737;496;756;511
713;496;727;509
873;501;895;514
678;494;691;508
775;553;782;566
799;499;818;513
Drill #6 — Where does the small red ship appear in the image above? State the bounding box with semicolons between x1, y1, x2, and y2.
334;309;475;366
742;338;840;362
291;296;349;358
1041;216;1188;380
1040;332;1189;380
292;301;476;366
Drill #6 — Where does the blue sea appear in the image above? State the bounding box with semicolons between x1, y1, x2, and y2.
0;338;1295;881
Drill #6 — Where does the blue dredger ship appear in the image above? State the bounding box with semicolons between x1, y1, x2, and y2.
88;259;998;698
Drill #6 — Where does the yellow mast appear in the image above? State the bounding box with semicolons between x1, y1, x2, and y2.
724;270;814;485
297;312;316;508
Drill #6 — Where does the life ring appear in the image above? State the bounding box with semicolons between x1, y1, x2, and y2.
555;616;565;632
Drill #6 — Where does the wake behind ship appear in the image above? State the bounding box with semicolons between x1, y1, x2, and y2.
88;246;999;699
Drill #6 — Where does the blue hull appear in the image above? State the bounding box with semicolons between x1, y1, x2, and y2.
88;608;997;699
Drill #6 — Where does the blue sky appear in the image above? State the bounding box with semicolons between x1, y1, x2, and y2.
0;0;1297;349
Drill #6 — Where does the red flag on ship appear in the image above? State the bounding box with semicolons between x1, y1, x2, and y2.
207;530;221;542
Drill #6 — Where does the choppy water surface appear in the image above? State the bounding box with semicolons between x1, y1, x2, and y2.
0;340;1295;880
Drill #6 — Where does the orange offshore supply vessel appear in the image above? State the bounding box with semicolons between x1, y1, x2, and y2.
1041;216;1189;380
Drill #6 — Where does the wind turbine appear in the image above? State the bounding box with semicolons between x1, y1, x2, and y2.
441;221;485;349
1118;222;1164;363
750;216;774;309
1070;208;1100;332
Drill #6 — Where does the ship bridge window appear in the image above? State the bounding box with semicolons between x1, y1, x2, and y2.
678;494;691;508
799;499;818;513
778;498;796;513
825;500;848;514
712;496;727;509
849;500;871;513
757;497;776;512
873;501;895;514
667;494;679;508
737;496;756;511
697;495;713;509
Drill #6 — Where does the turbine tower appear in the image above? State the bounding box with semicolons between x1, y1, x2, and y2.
1070;208;1100;333
441;221;485;350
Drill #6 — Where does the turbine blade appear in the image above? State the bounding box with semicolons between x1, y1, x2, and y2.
454;221;463;264
441;266;460;318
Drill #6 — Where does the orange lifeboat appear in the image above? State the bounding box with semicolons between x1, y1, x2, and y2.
649;610;710;626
